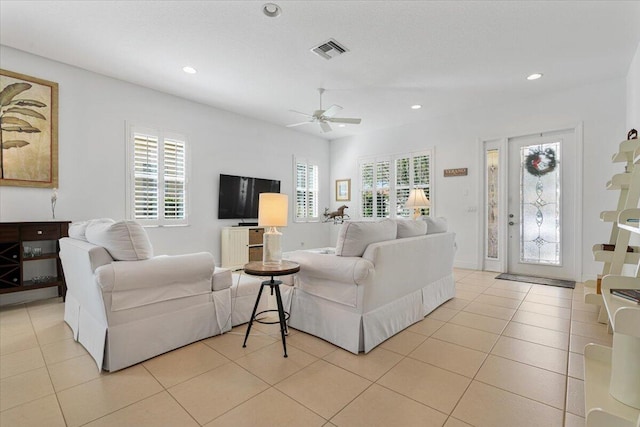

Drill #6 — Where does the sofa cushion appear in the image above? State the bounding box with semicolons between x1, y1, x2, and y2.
395;219;428;238
69;218;114;242
335;219;397;257
85;220;153;261
421;216;448;234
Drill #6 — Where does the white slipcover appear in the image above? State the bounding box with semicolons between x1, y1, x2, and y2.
395;219;428;238
335;219;397;256
285;231;456;353
85;220;153;260
60;237;232;371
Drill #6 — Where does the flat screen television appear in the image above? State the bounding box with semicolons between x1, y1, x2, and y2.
218;174;281;220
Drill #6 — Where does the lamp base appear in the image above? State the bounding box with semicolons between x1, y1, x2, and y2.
263;226;283;265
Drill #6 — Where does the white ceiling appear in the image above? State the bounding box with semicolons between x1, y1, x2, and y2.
1;1;639;140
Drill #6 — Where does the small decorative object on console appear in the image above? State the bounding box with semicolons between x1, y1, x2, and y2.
51;188;57;219
323;205;349;224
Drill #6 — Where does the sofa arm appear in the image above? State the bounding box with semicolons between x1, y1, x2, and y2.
96;252;215;311
213;267;232;291
285;251;374;285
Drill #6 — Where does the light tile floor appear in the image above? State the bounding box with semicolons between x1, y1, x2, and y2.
0;269;610;426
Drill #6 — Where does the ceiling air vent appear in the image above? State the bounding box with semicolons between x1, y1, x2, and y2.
311;38;349;60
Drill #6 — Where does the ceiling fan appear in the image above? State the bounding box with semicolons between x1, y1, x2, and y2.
286;88;362;133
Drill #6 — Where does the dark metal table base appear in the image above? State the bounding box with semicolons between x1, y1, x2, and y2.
242;277;289;357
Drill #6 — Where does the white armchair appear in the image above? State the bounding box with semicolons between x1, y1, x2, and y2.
60;219;232;371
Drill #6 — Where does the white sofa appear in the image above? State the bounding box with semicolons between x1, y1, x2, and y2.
60;219;267;371
283;217;456;354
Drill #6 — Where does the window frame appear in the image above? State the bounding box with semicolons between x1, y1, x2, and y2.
293;156;320;223
358;150;432;220
126;124;190;227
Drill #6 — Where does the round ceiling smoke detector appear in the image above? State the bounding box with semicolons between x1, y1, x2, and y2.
263;3;281;18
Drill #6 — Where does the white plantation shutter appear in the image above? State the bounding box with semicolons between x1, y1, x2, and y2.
296;162;307;219
359;159;390;219
134;134;159;219
163;139;186;220
128;126;188;226
308;164;318;218
360;161;374;218
376;160;390;218
395;153;430;218
294;158;319;222
360;150;431;220
413;153;430;217
396;156;411;218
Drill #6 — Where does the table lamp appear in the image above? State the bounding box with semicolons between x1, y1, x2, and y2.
258;193;288;265
405;188;430;219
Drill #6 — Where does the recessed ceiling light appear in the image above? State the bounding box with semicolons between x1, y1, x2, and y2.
338;124;346;128
182;66;197;74
263;3;281;17
411;104;422;110
527;73;543;80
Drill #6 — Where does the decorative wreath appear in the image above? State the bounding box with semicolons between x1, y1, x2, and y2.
525;147;557;176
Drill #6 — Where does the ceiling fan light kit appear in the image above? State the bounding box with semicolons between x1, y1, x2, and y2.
286;88;362;133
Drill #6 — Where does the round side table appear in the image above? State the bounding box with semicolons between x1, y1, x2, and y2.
242;260;300;357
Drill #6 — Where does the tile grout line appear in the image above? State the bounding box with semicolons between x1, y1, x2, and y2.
1;277;590;426
446;277;527;424
26;300;71;427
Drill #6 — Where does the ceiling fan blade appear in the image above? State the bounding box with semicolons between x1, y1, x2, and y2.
326;117;362;124
286;121;313;128
289;109;314;118
319;121;332;133
322;105;343;118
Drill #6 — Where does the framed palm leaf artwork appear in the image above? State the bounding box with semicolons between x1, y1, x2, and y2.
0;69;58;188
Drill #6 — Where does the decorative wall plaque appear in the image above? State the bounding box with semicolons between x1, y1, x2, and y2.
444;168;468;177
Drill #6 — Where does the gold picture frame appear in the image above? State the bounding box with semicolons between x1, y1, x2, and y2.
0;69;59;188
336;178;351;201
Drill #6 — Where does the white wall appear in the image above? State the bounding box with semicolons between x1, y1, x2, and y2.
1;41;634;299
0;46;333;263
628;41;640;130
330;78;626;279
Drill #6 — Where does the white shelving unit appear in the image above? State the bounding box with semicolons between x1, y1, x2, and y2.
220;226;264;270
583;207;640;427
585;139;640;323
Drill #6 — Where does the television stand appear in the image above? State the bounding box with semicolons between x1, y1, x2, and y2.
237;222;258;227
221;226;265;269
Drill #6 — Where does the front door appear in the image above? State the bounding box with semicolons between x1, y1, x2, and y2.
506;130;577;280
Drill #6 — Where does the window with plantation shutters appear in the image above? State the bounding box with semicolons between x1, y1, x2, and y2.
359;150;432;220
127;125;188;226
294;157;319;222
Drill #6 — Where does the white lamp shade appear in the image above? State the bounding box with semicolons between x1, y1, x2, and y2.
405;188;430;209
258;193;288;227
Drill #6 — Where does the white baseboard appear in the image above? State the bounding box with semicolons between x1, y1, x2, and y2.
0;288;58;307
454;260;479;270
